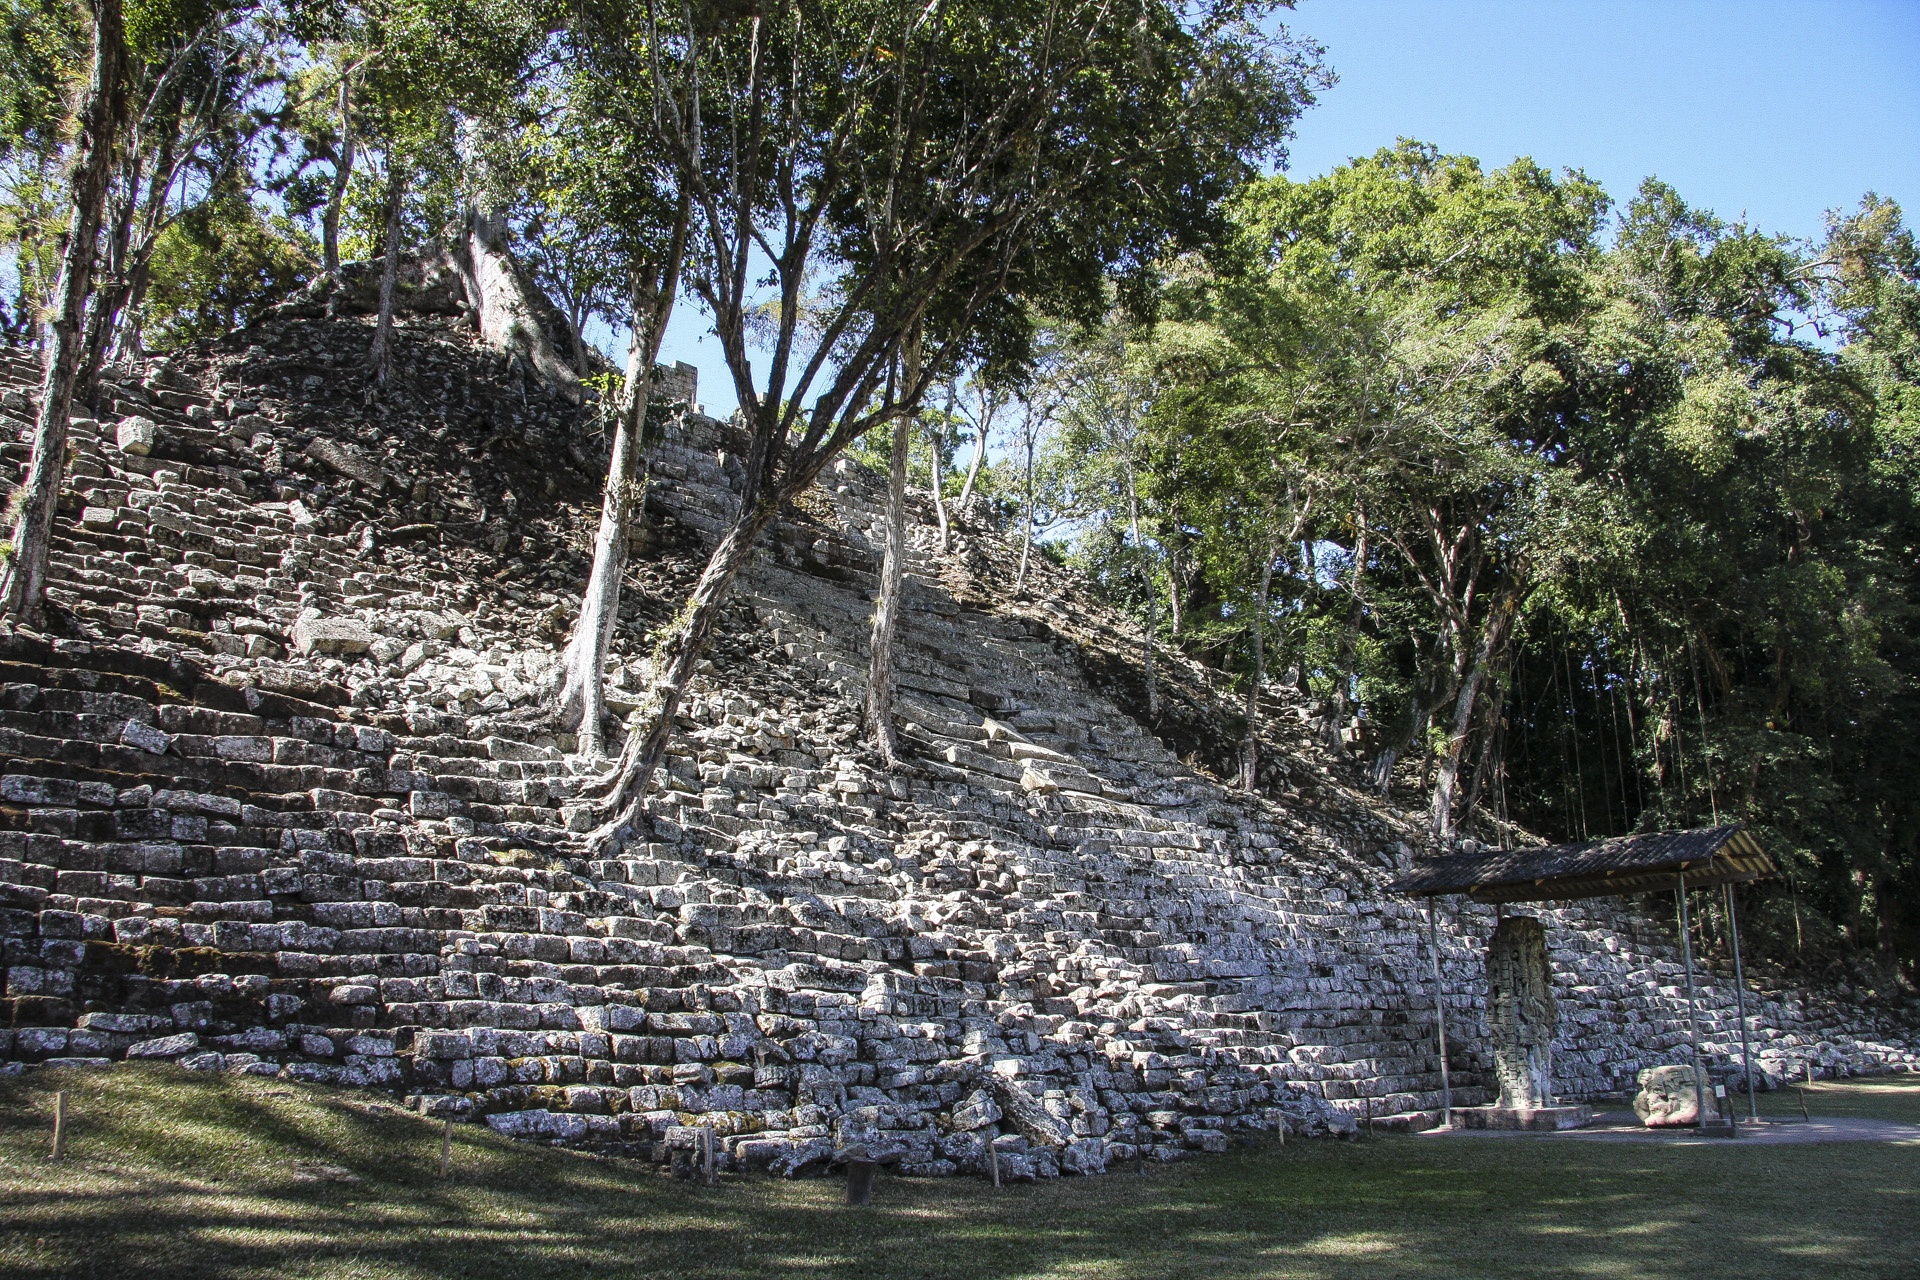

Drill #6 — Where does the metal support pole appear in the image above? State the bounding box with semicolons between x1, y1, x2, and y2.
1725;882;1758;1122
1675;878;1709;1129
1426;897;1453;1128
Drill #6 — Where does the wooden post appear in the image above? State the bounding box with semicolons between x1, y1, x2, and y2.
1674;880;1710;1130
844;1158;877;1206
701;1125;716;1187
1723;883;1759;1123
1427;898;1453;1128
1363;1095;1373;1138
50;1091;68;1160
989;1146;1001;1187
440;1118;453;1178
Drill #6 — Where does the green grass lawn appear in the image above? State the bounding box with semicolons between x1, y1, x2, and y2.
2;1065;1916;1280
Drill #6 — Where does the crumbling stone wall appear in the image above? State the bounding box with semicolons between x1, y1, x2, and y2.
0;305;1913;1180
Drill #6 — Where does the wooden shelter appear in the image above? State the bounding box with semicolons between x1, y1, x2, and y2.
1391;825;1777;1130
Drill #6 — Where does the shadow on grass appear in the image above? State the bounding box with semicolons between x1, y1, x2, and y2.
1;1067;1916;1280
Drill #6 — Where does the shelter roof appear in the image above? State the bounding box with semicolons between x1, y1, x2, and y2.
1391;825;1774;904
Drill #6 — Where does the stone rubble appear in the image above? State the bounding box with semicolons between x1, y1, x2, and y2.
0;290;1913;1179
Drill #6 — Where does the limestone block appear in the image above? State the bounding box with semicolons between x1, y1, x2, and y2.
293;615;375;656
950;1088;1002;1131
306;437;389;490
115;415;156;455
768;1136;834;1178
120;720;170;755
1019;767;1059;795
991;1077;1071;1148
1061;1137;1109;1175
1633;1064;1703;1127
127;1032;200;1059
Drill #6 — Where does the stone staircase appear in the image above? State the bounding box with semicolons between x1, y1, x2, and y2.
0;304;1913;1180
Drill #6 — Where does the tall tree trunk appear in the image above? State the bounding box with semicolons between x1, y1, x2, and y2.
554;195;688;758
957;407;988;510
866;392;913;766
1166;539;1184;640
1462;670;1508;822
1;0;124;627
930;379;953;552
103;125;172;368
1239;527;1279;791
567;302;591;376
1013;426;1035;593
366;162;406;387
585;494;787;848
454;165;580;402
555;303;654;758
321;73;355;275
76;148;140;404
1126;461;1158;721
1431;588;1519;841
1328;512;1370;754
110;256;151;364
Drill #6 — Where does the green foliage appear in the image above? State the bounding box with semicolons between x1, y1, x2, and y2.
142;190;313;345
1046;145;1920;985
0;0;83;162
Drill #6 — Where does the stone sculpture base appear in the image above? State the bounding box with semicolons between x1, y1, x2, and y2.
1454;1104;1594;1131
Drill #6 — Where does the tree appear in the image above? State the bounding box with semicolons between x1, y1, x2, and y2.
580;0;1324;848
545;0;694;759
0;0;124;626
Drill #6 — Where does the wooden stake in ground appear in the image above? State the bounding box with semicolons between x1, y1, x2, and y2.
440;1118;452;1178
50;1091;68;1160
989;1146;1000;1187
845;1156;877;1207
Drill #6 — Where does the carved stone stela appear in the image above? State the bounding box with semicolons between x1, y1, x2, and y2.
1488;915;1556;1110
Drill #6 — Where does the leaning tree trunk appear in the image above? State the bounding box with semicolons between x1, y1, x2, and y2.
1462;671;1509;823
75;149;140;407
366;163;406;387
585;496;788;848
583;378;916;850
1238;528;1279;791
957;412;987;511
1;0;124;627
321;73;355;275
867;411;912;766
456;184;580;403
1431;588;1519;841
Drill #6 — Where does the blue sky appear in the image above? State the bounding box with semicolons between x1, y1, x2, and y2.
657;0;1920;417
